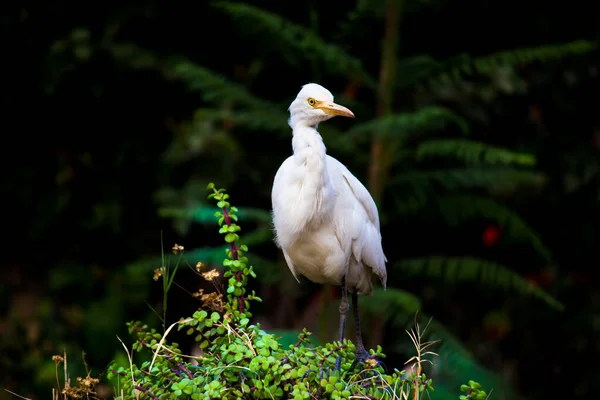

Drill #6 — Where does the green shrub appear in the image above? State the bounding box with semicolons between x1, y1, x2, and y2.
47;184;487;400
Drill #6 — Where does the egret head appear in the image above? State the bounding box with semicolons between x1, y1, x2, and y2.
288;83;354;128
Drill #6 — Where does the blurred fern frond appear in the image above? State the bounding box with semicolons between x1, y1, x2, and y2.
399;256;563;311
415;139;536;166
188;108;289;133
102;41;161;70
360;287;422;317
393;167;546;193
436;195;552;261
103;41;278;116
394;54;440;90
169;60;276;110
426;40;597;87
365;299;475;364
213;1;374;86
343;106;468;144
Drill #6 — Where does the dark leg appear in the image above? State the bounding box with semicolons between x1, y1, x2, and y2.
351;291;369;358
349;291;387;373
334;275;349;371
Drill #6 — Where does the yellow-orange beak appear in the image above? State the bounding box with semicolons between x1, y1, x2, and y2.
315;101;355;118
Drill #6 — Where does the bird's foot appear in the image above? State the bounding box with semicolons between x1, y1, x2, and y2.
349;349;387;375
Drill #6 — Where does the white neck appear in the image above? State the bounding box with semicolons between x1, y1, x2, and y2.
291;123;327;172
289;121;331;226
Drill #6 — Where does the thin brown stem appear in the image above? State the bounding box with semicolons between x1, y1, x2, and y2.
134;385;160;400
369;0;403;204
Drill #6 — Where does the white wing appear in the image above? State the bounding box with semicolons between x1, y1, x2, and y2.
328;156;388;288
271;156;302;282
282;249;300;283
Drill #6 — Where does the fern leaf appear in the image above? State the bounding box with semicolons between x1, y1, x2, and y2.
436;195;552;261
427;40;597;87
190;108;289;132
360;289;470;362
104;41;161;70
346;106;469;142
103;42;278;114
213;1;374;86
399;256;563;311
395;54;440;90
393;167;546;193
415;139;536;166
359;287;422;317
169;59;275;110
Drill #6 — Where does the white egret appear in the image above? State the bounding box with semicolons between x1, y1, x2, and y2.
271;83;387;370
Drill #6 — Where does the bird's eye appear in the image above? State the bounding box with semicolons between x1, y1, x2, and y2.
307;98;316;106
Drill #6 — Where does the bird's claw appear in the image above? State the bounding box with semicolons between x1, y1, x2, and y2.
349;350;387;375
334;350;387;376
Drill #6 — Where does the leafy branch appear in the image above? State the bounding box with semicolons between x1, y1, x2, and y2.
393;167;546;193
414;139;536;166
344;106;469;143
424;40;597;88
399;256;564;311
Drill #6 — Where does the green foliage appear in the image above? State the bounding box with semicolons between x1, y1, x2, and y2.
399;256;564;311
426;40;597;88
186;108;289;132
393;55;440;90
460;380;489;400
338;106;469;152
171;60;277;110
393;167;546;193
104;185;485;399
360;287;422;318
213;1;375;86
415;139;536;166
